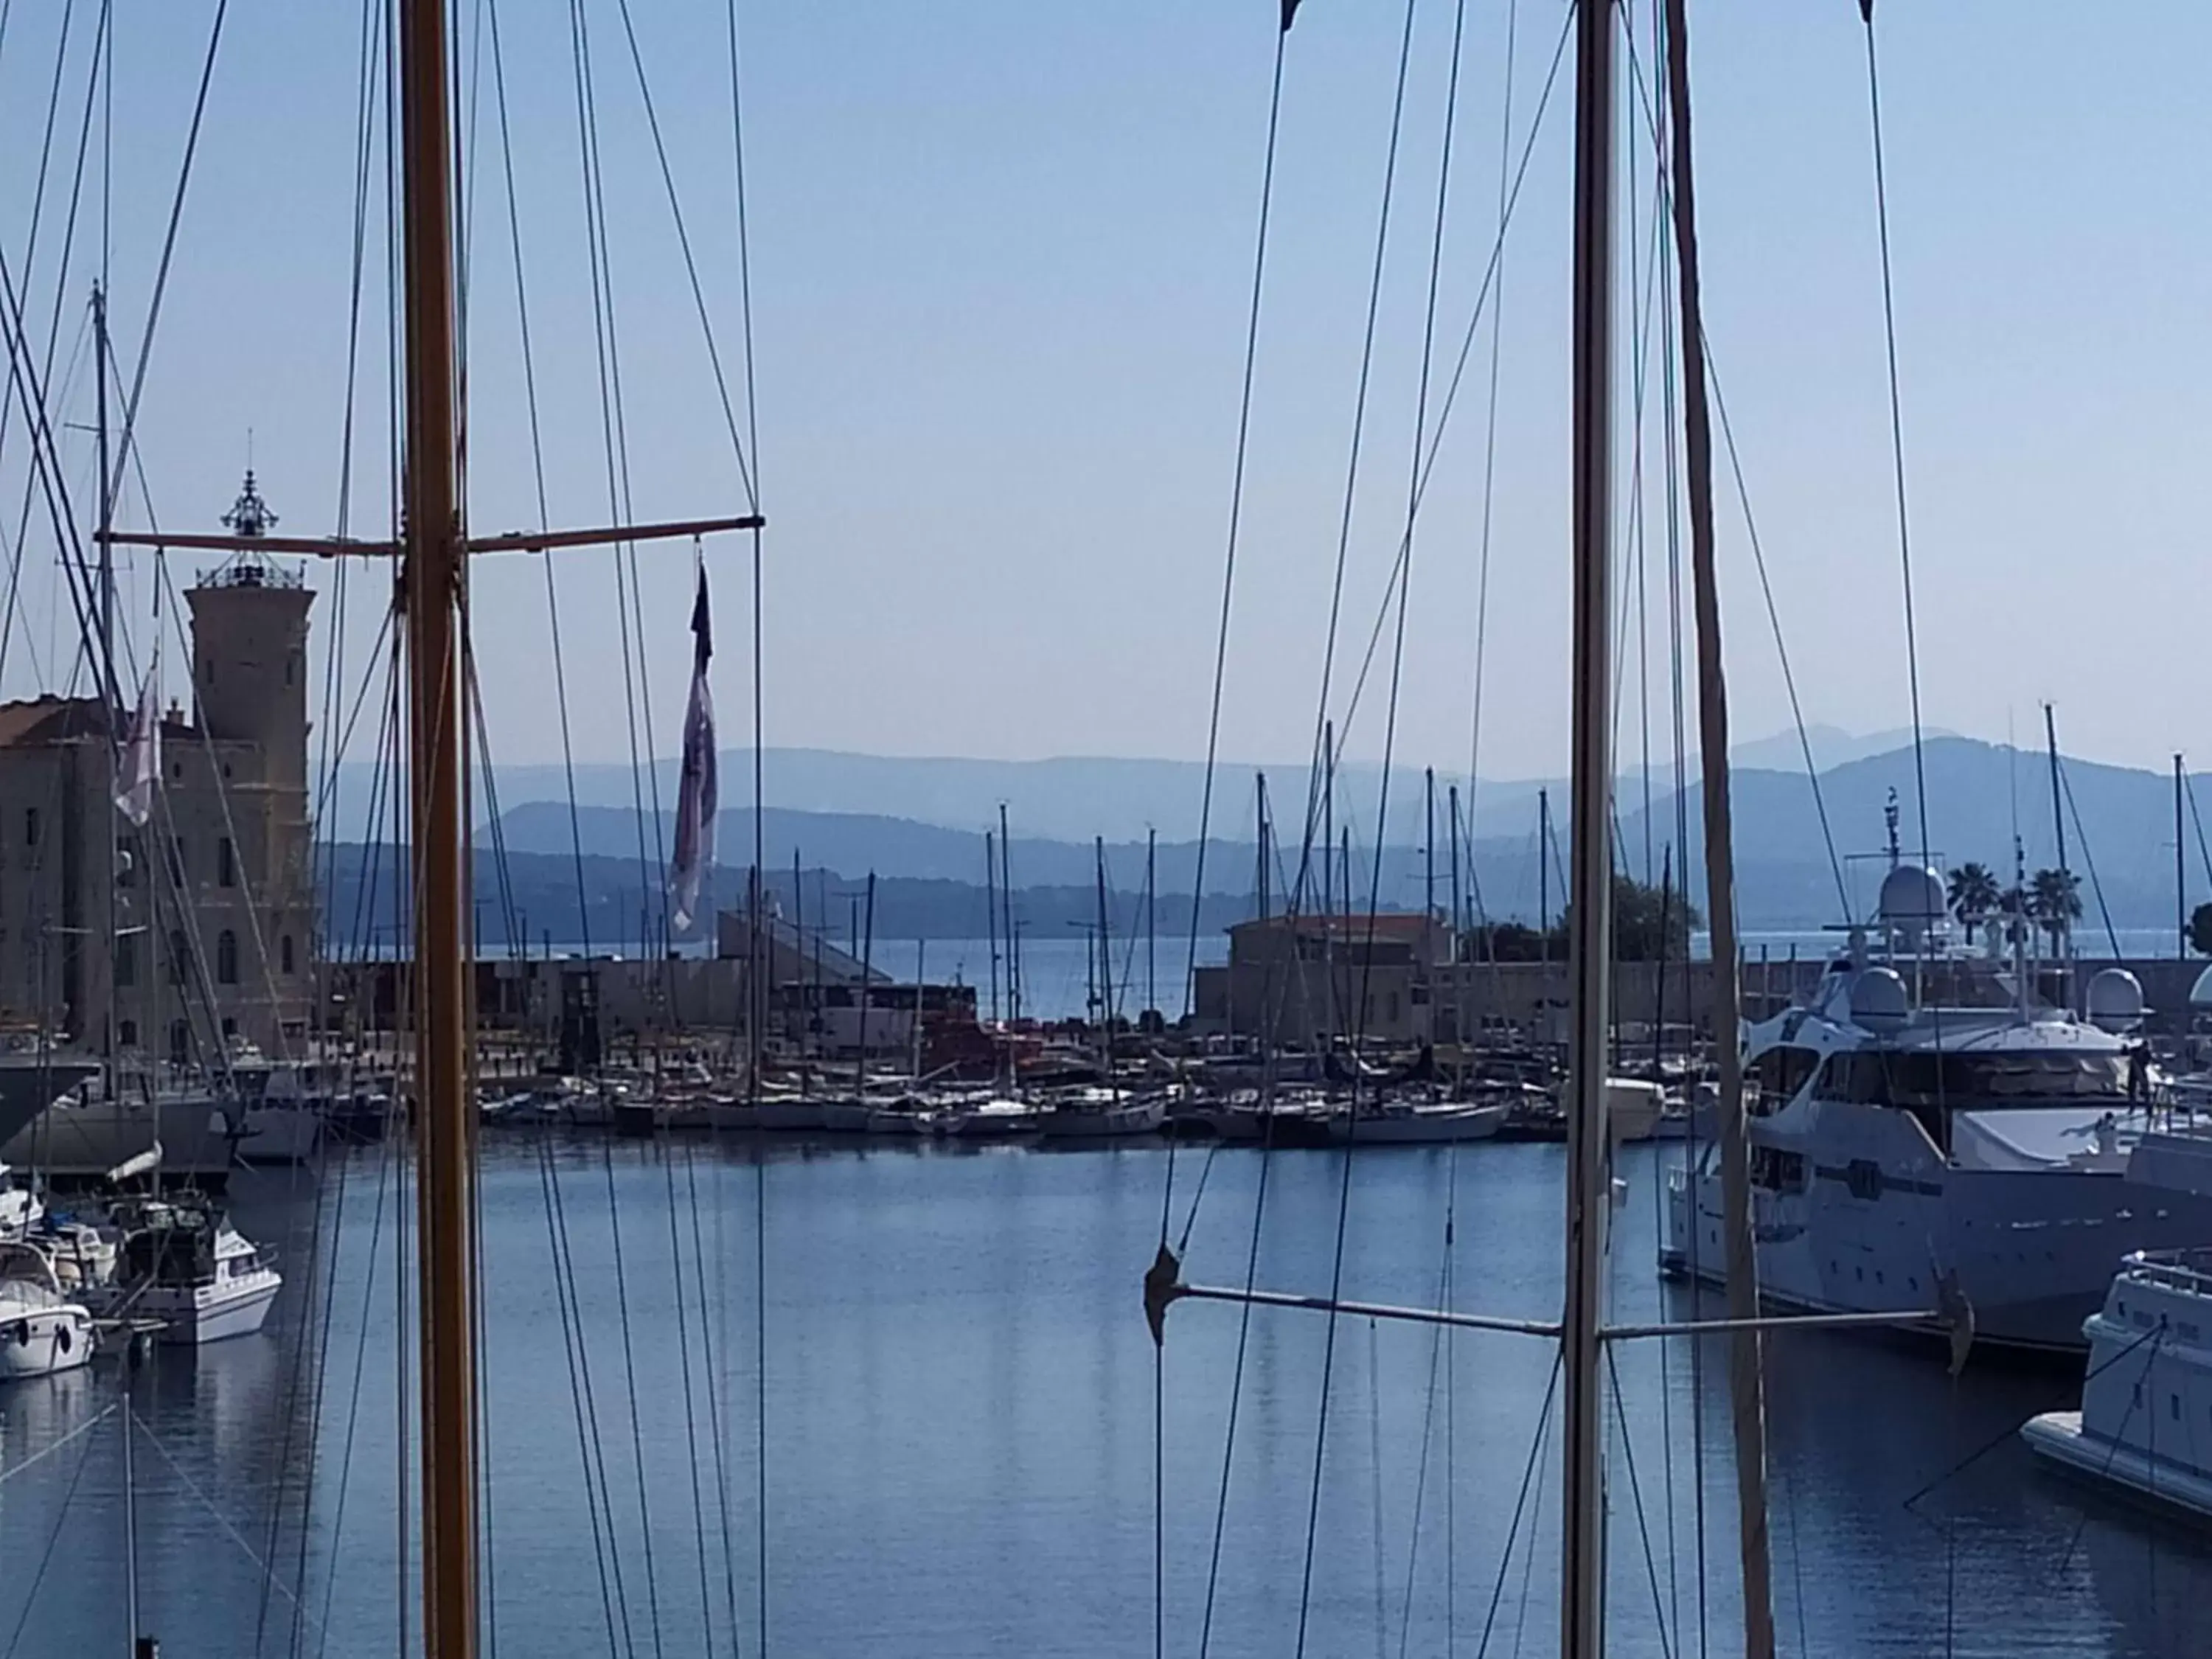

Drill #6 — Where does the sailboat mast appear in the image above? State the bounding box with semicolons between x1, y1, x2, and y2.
999;801;1018;1022
1449;782;1464;1091
985;830;1000;1023
1661;0;1776;1646
1146;826;1156;1018
1095;835;1113;1076
397;0;476;1646
2178;754;2188;959
1559;0;1615;1647
94;285;118;1074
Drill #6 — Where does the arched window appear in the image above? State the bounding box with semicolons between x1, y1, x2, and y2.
167;930;189;984
280;933;296;975
217;929;240;986
118;1019;138;1048
114;935;136;989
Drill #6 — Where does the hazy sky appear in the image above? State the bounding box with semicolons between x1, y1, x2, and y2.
1;1;2205;790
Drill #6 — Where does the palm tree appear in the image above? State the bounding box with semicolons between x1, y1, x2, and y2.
1947;861;2001;944
2028;866;2083;955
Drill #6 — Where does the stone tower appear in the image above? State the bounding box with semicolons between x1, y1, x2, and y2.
176;471;318;1050
185;472;313;786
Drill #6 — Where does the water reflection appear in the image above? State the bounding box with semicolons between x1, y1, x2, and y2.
0;1139;2199;1654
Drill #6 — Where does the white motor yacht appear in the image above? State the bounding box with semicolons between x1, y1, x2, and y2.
2023;1248;2212;1517
107;1200;280;1344
0;1242;94;1380
1661;863;2212;1354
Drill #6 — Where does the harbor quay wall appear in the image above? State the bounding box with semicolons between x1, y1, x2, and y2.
1189;954;2212;1050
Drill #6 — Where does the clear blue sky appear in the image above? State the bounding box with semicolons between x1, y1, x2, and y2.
1;1;2204;790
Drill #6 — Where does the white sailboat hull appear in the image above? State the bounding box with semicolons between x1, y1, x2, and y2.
1329;1103;1508;1145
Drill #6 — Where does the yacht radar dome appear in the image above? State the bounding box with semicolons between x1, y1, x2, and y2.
1877;864;1947;947
1849;965;1911;1031
2085;967;2147;1033
2191;964;2212;1011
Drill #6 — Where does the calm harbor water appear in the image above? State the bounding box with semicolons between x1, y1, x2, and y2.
1;1138;2207;1657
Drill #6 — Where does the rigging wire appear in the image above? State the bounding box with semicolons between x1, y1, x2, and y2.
1462;0;1519;854
1284;0;1422;922
1470;1350;1561;1659
1857;4;1934;877
1173;17;1295;1658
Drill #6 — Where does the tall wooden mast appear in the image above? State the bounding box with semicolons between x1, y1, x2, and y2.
398;0;476;1649
1559;0;1615;1649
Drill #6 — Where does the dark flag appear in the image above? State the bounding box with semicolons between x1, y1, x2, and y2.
1859;0;1873;19
1281;0;1301;32
670;560;718;930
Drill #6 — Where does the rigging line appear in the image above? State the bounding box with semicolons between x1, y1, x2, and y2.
0;1400;115;1489
0;1404;105;1659
1611;21;1857;922
1172;33;1293;1649
1464;0;1518;838
1284;0;1420;914
128;1406;325;1632
597;1135;671;1659
1194;1117;1284;1659
1327;6;1574;748
661;1130;722;1653
0;0;92;693
720;24;771;1629
1470;1349;1562;1659
2056;759;2120;961
1604;1342;1677;1659
610;0;757;504
538;1138;636;1659
566;0;662;975
1178;18;1287;1031
679;1137;748;1657
1368;1319;1388;1659
2186;771;2212;897
1859;5;1935;890
484;0;594;964
102;0;229;517
1392;1165;1457;1659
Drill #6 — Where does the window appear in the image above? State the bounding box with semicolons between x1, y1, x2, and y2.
167;838;187;886
280;933;296;975
114;935;136;989
217;929;240;986
167;929;189;985
22;807;36;849
118;1019;136;1048
220;1015;237;1040
218;837;236;888
116;841;136;888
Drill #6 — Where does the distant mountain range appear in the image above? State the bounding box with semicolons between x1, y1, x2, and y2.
320;728;2212;936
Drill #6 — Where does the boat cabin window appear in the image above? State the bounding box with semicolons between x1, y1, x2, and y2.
1750;1046;1820;1113
1815;1049;2128;1108
1750;1146;1805;1194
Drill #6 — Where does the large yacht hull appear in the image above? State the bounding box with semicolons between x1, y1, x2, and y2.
1;1099;236;1182
1663;1163;2212;1353
0;1057;102;1150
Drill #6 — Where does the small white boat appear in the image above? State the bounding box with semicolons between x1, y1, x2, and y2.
0;1243;94;1380
1327;1100;1509;1146
108;1203;281;1345
933;1096;1046;1138
2023;1248;2212;1517
1039;1090;1166;1140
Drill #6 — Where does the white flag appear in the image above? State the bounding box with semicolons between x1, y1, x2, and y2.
115;664;160;827
669;564;717;931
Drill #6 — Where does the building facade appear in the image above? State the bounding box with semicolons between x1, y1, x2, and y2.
0;484;316;1060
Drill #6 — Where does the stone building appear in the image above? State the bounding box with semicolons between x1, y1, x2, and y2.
0;476;316;1060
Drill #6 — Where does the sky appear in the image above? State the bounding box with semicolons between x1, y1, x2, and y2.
1;1;2207;796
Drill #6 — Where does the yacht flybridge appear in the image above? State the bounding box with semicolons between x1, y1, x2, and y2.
1663;858;2212;1353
